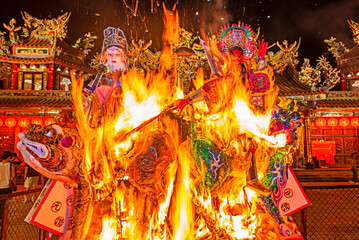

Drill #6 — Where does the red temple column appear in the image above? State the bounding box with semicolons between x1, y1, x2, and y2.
11;63;18;90
48;64;54;90
3;74;6;89
303;111;313;164
340;75;345;91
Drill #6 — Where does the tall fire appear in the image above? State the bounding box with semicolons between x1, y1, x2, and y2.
17;6;306;240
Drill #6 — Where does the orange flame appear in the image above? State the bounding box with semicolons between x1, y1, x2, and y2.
70;5;294;240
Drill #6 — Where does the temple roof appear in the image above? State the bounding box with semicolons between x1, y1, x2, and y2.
275;63;313;96
18;37;83;57
338;45;359;72
0;90;73;109
341;45;359;59
316;99;359;108
0;55;95;73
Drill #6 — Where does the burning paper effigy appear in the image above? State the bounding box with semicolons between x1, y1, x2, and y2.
17;7;308;240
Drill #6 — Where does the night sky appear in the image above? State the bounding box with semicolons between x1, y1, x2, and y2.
1;0;358;65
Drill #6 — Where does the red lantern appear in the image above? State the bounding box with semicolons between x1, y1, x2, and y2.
327;118;338;127
5;118;16;127
31;118;42;125
351;118;359;127
18;118;30;128
339;118;349;127
315;118;326;127
45;118;55;126
0;118;3;127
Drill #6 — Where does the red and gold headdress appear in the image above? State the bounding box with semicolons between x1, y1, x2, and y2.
217;22;257;60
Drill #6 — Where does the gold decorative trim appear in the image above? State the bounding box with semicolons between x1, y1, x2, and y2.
18;72;23;90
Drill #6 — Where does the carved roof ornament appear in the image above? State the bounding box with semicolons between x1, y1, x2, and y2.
324;37;349;58
267;39;300;73
298;56;340;91
21;11;71;42
348;19;359;45
72;32;97;56
3;18;21;44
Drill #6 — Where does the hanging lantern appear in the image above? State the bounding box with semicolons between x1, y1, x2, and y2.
45;118;56;126
0;118;3;127
31;118;42;125
5;118;16;127
339;118;349;127
327;118;338;127
18;118;30;128
351;118;359;127
315;118;326;127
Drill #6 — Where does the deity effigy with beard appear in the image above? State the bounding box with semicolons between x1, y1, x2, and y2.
83;27;128;127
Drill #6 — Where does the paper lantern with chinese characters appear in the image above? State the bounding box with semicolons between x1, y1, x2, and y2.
5;118;16;127
45;118;55;126
315;118;326;127
327;118;338;127
351;118;359;127
339;118;349;127
18;118;30;128
0;118;3;127
31;118;42;125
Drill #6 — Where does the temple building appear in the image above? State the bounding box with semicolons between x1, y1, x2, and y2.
0;12;95;154
277;41;359;168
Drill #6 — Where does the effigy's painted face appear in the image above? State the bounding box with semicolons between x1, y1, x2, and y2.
230;48;244;65
105;46;127;73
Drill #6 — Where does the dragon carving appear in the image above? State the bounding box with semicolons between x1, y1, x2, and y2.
267;39;300;73
21;11;70;41
128;39;161;71
348;19;359;45
324;36;349;58
3;18;21;44
72;32;97;57
299;56;340;91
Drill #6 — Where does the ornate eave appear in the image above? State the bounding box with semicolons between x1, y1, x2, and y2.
0;55;96;73
338;45;359;73
316;99;359;108
275;63;313;96
0;90;73;109
316;91;359;108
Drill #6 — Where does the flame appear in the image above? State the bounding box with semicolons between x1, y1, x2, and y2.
100;215;117;240
69;5;294;240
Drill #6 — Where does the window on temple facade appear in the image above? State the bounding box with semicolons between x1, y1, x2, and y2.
352;79;359;91
60;76;71;91
22;73;44;90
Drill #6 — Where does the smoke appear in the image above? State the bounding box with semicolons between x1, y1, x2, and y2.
257;0;359;63
200;0;233;36
297;0;359;47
